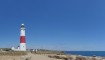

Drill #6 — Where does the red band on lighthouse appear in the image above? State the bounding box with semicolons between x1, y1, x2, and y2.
20;36;26;43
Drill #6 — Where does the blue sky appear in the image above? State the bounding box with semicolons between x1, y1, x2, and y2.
0;0;105;51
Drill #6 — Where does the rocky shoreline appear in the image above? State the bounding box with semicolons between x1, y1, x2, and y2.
48;54;105;60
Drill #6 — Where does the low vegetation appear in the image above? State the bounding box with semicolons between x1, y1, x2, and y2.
0;51;27;56
31;49;64;55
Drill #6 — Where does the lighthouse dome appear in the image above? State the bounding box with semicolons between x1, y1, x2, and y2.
21;23;24;25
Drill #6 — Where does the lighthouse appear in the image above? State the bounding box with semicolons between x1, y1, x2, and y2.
11;24;26;51
20;23;26;51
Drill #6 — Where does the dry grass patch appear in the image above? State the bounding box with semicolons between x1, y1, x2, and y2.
0;51;27;56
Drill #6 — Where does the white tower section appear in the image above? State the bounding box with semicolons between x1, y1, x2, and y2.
20;23;26;51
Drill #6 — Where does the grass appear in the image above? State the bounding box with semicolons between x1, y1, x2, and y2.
0;51;27;56
31;49;64;55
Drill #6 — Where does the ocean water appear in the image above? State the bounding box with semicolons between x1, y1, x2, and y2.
64;51;105;57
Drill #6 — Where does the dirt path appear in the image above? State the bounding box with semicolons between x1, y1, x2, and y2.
27;52;62;60
0;52;62;60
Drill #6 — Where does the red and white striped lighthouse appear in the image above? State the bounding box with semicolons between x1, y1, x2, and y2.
20;23;26;51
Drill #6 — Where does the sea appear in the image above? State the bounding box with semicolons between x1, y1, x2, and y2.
64;51;105;57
